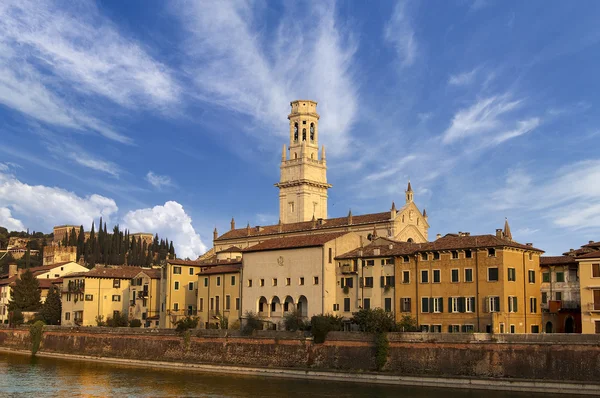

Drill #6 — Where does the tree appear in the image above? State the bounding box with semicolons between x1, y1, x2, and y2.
8;269;41;312
40;285;62;325
350;308;395;333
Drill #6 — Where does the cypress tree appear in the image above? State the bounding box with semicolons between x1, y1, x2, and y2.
8;269;41;312
77;225;85;260
69;227;77;247
40;285;62;325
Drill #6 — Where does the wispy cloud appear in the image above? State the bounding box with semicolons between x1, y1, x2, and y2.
448;68;479;86
146;171;173;189
384;0;417;67
173;0;358;156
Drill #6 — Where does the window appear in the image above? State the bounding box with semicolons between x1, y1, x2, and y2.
499;323;505;333
421;297;430;313
230;275;236;286
555;291;562;301
384;298;392;312
556;272;565;282
402;270;410;283
465;268;473;283
530;297;537;313
451;251;458;259
366;260;375;266
448;325;460;333
433;252;440;260
210;298;214;311
528;270;535;283
488;248;496;257
528;252;533;261
204;278;208;287
421;325;430;333
433;269;441;283
173;267;182;275
421;253;428;261
286;278;291;286
260;279;265;287
65;312;70;320
531;325;539;333
466;297;475;313
85;294;93;301
363;298;371;310
403;256;410;263
385;258;394;265
510;324;516;334
226;295;231;310
595;321;600;334
289;202;295;213
593;264;600;278
112;295;120;302
344;297;350;312
247;279;253;287
488;296;500;312
384;275;394;286
421;270;429;283
174;281;180;290
188;282;194;291
401;298;411;312
113;279;121;288
432;297;443;313
508;268;516;282
541;292;547;304
488;267;499;282
328;248;332;264
187;305;194;316
333;304;339;311
431;325;442;333
236;298;240;310
344;277;353;288
508;296;518;313
451;269;459;283
313;276;319;285
465;250;472;259
272;278;277;286
216;276;221;286
594;290;600;311
463;325;475;333
200;298;204;312
189;268;194;276
542;272;550;282
364;277;373;288
450;297;460;313
174;303;179;311
66;293;72;302
299;277;304;286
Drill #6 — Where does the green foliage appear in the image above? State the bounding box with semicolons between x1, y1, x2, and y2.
105;312;129;327
283;308;309;331
175;316;199;333
40;286;62;325
8;270;41;312
219;316;229;330
396;315;419;332
342;285;350;294
374;332;389;371
241;311;262;336
129;319;142;328
229;319;241;330
311;314;343;344
10;310;24;327
351;308;395;333
29;320;45;355
95;315;106;326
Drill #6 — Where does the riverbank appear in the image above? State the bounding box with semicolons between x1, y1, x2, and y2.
1;327;599;395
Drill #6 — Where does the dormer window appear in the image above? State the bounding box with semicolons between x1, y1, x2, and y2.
488;248;496;257
433;252;440;260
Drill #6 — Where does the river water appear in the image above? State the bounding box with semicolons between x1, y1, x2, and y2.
0;351;563;397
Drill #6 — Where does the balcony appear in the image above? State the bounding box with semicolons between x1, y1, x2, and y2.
341;264;357;274
560;300;580;310
137;291;148;299
587;303;600;312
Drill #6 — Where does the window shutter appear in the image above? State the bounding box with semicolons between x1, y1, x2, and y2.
380;276;385;287
439;298;444;313
448;325;453;333
514;298;518;313
391;276;395;285
341;278;345;288
348;278;353;288
459;297;466;313
429;298;434;313
448;298;452;313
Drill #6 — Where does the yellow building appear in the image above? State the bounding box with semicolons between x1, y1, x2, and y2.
577;250;600;334
197;261;242;329
129;268;161;328
241;232;361;326
61;266;143;326
160;259;205;328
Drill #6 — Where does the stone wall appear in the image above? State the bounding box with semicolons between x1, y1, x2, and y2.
1;327;600;383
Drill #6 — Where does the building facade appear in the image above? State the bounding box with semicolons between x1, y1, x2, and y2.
159;259;205;328
129;269;161;328
577;250;600;334
539;255;580;333
197;262;242;329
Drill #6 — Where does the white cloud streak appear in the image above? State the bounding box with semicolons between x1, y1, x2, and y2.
384;0;417;67
146;172;173;189
448;68;479;86
0;207;26;232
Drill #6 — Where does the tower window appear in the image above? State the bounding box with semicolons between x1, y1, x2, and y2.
302;128;306;141
289;202;295;213
303;120;306;124
294;123;298;142
310;123;315;141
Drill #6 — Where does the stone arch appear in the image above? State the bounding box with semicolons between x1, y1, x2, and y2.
545;321;553;333
565;316;575;333
297;295;308;317
258;296;268;316
283;296;294;313
407;238;414;243
270;296;281;317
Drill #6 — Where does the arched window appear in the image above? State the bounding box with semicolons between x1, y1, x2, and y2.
407;238;414;243
302;128;306;141
294;152;298;159
310;123;315;141
294;123;298;142
310;153;314;159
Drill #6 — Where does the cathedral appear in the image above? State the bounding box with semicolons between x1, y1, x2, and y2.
211;100;429;256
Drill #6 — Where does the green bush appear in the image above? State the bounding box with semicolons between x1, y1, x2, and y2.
241;311;262;336
311;314;343;344
351;308;395;333
29;320;45;355
175;316;199;333
129;319;142;328
10;310;24;327
283;309;308;331
229;319;241;330
395;315;419;332
95;315;106;327
105;313;129;327
374;332;389;371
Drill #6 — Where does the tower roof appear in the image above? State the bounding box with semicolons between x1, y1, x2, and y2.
407;181;413;192
504;218;512;241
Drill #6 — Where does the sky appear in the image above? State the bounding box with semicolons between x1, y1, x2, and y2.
1;0;600;258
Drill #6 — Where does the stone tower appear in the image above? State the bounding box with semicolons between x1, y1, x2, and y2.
275;100;331;224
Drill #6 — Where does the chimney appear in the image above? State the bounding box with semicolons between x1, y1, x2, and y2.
590;241;595;244
358;250;363;257
231;218;235;231
458;231;463;236
213;227;218;241
255;226;262;232
436;234;442;240
278;219;283;233
8;263;18;278
495;229;503;238
526;243;533;246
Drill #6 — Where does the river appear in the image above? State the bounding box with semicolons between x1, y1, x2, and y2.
0;351;565;397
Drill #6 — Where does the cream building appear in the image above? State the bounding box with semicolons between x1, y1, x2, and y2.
129;268;161;328
241;232;361;326
577;250;600;334
197;261;242;329
160;259;205;328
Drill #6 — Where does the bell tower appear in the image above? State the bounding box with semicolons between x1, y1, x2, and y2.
275;100;331;224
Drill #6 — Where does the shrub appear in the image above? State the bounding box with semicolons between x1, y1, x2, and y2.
95;315;106;327
10;310;24;327
29;320;45;355
175;316;199;333
283;309;308;332
351;308;395;333
129;319;142;328
374;332;389;371
106;313;129;327
311;314;343;344
395;315;419;332
241;311;262;336
229;319;241;330
219;316;229;330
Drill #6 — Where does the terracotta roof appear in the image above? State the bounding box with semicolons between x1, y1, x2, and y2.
582;241;600;248
218;246;242;253
576;250;600;260
243;232;351;253
0;276;17;286
134;269;162;279
199;264;242;275
38;278;61;289
540;256;578;266
336;240;419;259
65;266;147;280
29;262;76;276
167;259;205;266
216;211;394;241
199;259;243;268
562;248;593;256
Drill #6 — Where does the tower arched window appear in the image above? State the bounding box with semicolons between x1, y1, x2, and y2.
294;123;298;142
302;128;306;141
310;123;315;141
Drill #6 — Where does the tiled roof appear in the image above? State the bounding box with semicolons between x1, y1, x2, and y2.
243;232;351;253
134;269;162;279
0;261;77;279
167;259;205;266
336;240;419;259
582;241;600;248
218;246;242;253
576;250;600;260
540;256;578;266
38;279;61;289
562;248;593;256
65;266;148;280
199;259;243;268
0;276;17;286
216;211;394;241
198;264;242;275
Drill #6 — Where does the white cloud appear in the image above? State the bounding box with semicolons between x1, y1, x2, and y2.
173;1;357;156
492;117;540;144
384;0;417;67
448;68;479;86
0;207;26;231
45;141;120;177
123;201;207;260
0;171;118;230
146;172;173;189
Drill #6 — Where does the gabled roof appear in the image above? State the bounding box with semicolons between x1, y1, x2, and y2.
66;266;147;280
243;232;351;253
540;256;578;266
167;259;205;266
218;246;242;253
133;269;162;279
198;264;242;275
576;250;600;260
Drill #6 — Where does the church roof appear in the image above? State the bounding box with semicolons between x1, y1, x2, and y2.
216;211;393;241
243;232;350;253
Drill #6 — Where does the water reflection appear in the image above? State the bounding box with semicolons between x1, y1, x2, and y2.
0;352;561;397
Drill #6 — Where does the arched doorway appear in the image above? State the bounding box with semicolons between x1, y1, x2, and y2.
565;316;574;333
283;296;294;313
545;321;553;333
270;296;281;317
297;295;308;317
258;297;268;317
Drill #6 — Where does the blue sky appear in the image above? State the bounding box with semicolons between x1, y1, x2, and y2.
1;0;599;258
